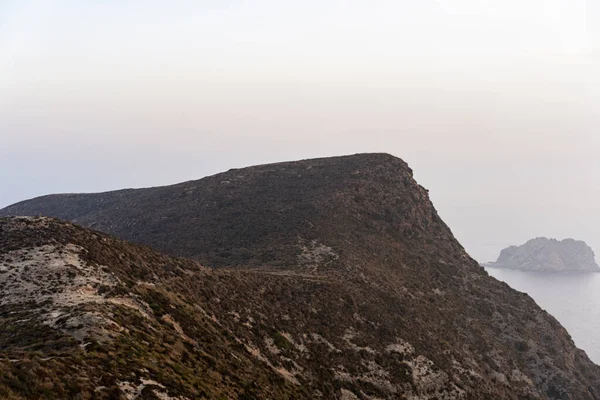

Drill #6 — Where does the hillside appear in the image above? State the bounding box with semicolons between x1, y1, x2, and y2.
2;154;600;399
487;238;600;272
0;154;463;269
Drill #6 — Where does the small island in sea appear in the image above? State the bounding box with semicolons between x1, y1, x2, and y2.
485;237;600;272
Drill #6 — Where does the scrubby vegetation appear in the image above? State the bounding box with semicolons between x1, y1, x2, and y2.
1;154;600;399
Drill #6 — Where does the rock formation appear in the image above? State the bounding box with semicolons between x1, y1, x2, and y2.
487;237;600;272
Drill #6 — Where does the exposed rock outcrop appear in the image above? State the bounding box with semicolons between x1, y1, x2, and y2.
488;237;600;272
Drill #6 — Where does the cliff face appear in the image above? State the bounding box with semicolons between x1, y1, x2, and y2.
490;238;600;272
1;154;600;399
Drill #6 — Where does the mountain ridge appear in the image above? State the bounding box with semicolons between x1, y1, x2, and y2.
0;153;464;270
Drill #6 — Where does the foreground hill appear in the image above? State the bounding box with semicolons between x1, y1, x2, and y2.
487;238;600;272
2;154;600;399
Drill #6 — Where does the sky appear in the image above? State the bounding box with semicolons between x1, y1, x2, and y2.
1;0;599;262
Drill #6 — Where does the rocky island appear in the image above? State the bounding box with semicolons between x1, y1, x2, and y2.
487;237;600;272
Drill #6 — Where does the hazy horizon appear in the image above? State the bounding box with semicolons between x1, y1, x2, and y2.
2;0;599;262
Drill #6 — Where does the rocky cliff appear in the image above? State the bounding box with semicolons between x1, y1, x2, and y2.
488;237;600;272
2;154;600;399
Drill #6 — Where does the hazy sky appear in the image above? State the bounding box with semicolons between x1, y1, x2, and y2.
1;0;599;262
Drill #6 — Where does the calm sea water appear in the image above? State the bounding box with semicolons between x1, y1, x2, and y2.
486;268;600;365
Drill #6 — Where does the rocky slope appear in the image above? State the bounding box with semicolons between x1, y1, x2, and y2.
0;153;464;269
487;238;600;272
2;154;600;399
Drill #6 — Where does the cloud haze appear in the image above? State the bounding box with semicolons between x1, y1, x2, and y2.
1;0;599;261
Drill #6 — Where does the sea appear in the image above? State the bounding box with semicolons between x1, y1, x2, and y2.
485;267;600;365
